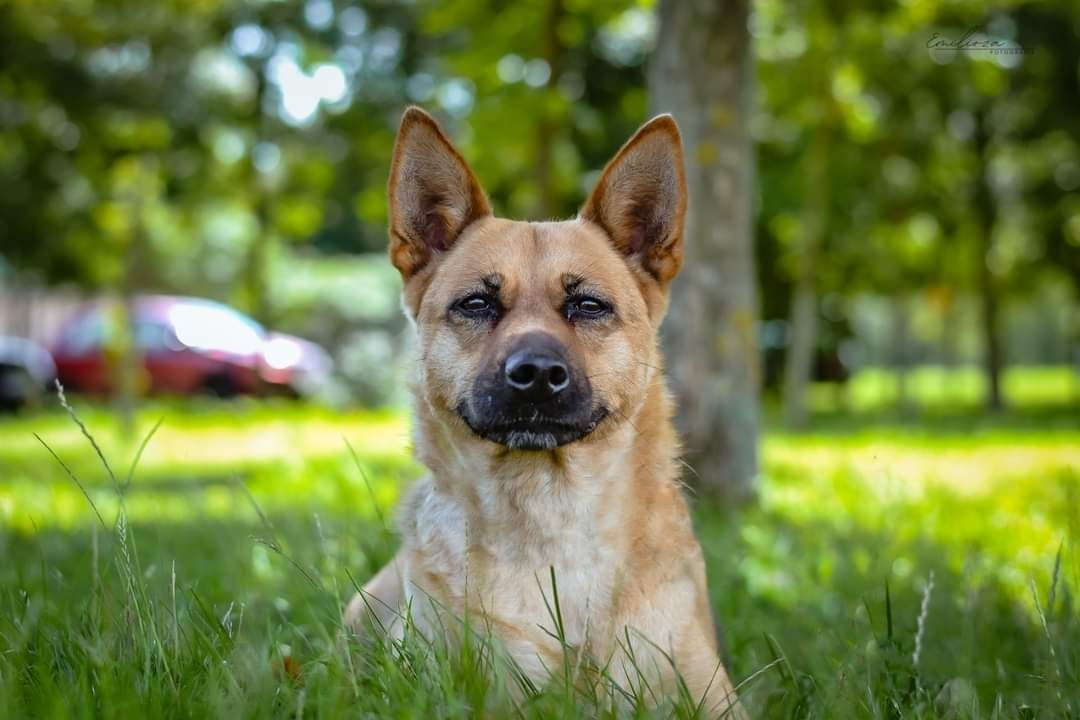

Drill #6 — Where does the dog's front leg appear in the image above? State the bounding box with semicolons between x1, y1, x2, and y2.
344;552;404;638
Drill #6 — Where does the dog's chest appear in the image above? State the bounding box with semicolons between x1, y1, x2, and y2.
404;477;625;649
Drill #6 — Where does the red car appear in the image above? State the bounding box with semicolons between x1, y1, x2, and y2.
52;296;331;398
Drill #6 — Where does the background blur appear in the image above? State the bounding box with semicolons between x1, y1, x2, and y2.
1;0;1079;716
2;0;1077;425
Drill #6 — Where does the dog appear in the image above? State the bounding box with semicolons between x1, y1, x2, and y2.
345;107;744;717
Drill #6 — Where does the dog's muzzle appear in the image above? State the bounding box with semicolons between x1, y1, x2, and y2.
458;332;606;450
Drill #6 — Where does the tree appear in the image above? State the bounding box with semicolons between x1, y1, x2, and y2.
649;0;759;503
420;0;648;223
764;1;839;429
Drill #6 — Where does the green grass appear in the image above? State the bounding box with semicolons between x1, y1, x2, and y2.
803;364;1079;415
1;369;1078;718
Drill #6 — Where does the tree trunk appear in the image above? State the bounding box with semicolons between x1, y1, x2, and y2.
783;287;817;425
533;0;565;219
973;115;1004;411
7;272;34;339
113;294;139;439
244;209;271;324
113;183;147;440
940;291;958;404
650;0;759;504
782;124;830;428
245;64;273;326
892;295;914;415
976;239;1004;410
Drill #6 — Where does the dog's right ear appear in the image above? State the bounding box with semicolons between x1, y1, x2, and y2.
387;107;492;279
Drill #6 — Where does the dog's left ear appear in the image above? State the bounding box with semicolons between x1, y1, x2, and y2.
580;114;687;286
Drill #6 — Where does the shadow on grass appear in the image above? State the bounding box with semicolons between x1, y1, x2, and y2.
763;402;1080;438
0;509;405;717
1;511;396;623
697;502;1079;718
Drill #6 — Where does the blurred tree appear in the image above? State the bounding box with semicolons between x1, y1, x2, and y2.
917;2;1080;410
2;0;1078;419
651;0;758;503
419;0;648;221
758;0;841;429
755;0;1080;416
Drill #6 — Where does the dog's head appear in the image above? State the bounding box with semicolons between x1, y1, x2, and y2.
388;107;686;452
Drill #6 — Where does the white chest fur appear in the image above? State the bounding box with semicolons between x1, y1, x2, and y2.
401;466;629;657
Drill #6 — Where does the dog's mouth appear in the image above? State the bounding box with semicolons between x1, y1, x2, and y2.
458;405;609;451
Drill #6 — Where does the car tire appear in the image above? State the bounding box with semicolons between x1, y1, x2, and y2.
0;365;34;412
202;373;236;399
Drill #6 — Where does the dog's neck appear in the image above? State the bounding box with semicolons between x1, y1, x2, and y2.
412;374;682;558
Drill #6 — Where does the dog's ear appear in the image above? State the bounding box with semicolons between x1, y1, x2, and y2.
580;115;687;285
388;107;492;279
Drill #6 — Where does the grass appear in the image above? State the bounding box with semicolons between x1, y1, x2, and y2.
0;367;1077;718
803;365;1080;415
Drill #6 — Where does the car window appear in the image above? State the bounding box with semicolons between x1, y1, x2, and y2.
168;301;265;355
60;314;104;354
135;321;179;353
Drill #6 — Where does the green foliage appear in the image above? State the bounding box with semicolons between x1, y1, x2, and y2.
3;0;1078;398
0;0;654;298
753;0;1080;321
1;374;1077;717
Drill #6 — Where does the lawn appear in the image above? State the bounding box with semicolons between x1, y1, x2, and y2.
0;369;1077;718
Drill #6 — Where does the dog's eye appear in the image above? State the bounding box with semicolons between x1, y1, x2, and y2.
566;296;612;321
453;294;498;318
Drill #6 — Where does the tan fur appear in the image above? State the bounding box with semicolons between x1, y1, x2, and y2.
345;107;745;717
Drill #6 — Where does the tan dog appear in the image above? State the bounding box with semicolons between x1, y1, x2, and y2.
346;107;743;716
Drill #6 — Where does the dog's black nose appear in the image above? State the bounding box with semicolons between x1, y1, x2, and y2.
505;346;570;402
